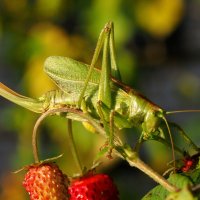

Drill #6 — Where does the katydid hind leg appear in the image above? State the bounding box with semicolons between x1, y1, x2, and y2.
105;110;116;158
96;22;125;153
108;110;115;148
77;22;118;143
98;28;111;108
97;22;117;152
96;101;115;157
78;22;111;107
78;21;120;108
96;101;110;137
109;22;121;81
98;21;121;107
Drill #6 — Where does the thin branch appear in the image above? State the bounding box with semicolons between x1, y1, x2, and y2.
67;119;83;175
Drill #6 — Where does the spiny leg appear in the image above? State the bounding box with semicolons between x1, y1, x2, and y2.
107;110;116;158
109;22;121;80
78;22;121;106
80;28;111;135
109;110;115;148
96;101;110;134
98;24;111;108
78;22;121;152
78;22;112;107
97;22;120;152
96;101;115;158
96;101;111;152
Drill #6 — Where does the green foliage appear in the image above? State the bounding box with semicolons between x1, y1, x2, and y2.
143;169;200;200
0;1;200;199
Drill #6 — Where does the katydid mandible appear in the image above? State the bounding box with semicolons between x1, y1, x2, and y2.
0;22;199;163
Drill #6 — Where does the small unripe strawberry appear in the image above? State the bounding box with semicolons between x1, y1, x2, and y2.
23;162;69;200
68;173;119;200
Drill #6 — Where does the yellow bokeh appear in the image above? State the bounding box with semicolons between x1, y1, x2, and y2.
23;23;90;96
28;23;73;57
135;0;185;38
35;0;63;18
23;57;56;96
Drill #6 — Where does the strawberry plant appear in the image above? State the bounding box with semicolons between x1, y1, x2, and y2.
0;21;200;200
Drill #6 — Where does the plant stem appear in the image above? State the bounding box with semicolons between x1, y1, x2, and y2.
115;145;178;193
32;113;49;163
67;119;83;175
31;107;96;164
32;127;39;163
32;110;55;163
32;107;178;192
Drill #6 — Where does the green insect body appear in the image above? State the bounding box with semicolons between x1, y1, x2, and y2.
0;55;164;140
45;56;164;134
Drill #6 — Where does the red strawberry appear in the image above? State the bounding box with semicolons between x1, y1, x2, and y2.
180;152;199;173
23;162;69;200
68;173;119;200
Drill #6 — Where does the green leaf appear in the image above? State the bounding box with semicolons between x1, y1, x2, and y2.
166;186;196;200
142;169;200;200
189;169;200;184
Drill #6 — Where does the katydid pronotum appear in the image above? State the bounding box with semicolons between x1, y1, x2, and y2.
0;22;199;169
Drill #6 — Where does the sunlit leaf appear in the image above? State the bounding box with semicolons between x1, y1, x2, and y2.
142;169;200;199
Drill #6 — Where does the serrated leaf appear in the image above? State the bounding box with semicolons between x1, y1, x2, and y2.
166;186;196;200
142;174;193;200
188;169;200;184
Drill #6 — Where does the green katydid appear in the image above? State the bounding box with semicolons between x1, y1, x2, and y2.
0;22;199;165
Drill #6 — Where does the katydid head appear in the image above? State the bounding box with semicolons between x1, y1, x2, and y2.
141;110;162;139
142;109;176;172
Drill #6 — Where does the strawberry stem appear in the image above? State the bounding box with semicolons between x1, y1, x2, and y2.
32;107;178;192
32;107;106;164
32;112;49;163
67;119;83;175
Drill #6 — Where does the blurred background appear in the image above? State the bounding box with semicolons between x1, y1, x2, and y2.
0;0;200;199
